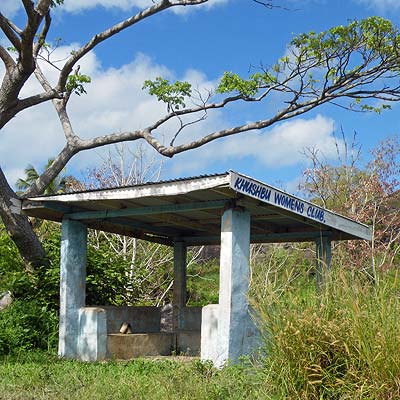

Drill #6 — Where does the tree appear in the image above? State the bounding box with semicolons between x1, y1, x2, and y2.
16;158;67;196
2;1;400;268
302;135;400;280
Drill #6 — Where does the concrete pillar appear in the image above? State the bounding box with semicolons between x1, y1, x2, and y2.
216;208;251;368
59;219;87;359
77;307;107;361
315;235;332;289
173;241;187;331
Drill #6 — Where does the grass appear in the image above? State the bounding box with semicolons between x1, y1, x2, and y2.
251;261;400;400
0;351;266;400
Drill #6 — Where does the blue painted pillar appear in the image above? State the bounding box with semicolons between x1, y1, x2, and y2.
59;219;87;358
173;241;187;331
216;207;251;367
315;235;332;289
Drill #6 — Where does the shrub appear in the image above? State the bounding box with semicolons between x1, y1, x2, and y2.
0;300;58;355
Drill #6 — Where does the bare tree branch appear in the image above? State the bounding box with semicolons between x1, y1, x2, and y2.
56;0;208;92
0;45;16;71
21;0;35;14
24;144;77;197
15;90;61;112
1;15;22;36
169;111;208;146
0;13;22;51
35;0;52;17
33;12;52;57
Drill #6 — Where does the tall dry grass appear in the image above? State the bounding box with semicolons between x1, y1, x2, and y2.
251;249;400;399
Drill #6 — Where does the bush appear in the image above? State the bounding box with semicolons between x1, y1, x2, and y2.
0;224;28;298
0;300;58;355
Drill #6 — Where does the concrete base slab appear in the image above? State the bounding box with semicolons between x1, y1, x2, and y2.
177;331;200;356
107;331;201;359
108;333;175;359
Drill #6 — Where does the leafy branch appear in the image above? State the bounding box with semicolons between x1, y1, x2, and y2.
143;77;192;111
66;71;91;96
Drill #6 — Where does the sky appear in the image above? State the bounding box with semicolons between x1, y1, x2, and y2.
1;0;400;194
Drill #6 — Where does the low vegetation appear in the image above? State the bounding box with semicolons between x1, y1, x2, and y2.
0;139;399;398
251;256;400;399
0;352;264;400
1;246;399;399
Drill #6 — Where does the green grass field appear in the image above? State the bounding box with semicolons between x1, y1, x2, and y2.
0;352;268;400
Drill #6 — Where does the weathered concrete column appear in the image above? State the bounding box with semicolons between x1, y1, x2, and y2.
216;207;251;368
77;307;107;361
59;219;87;359
173;241;187;331
315;235;332;289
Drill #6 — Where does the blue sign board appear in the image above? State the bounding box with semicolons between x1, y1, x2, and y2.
231;173;327;224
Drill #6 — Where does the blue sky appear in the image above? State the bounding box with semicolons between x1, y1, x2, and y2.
1;0;400;192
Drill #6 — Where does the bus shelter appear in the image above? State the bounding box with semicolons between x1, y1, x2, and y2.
20;171;371;367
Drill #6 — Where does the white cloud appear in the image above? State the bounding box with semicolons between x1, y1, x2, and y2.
60;0;152;12
356;0;400;10
168;114;342;175
4;168;26;189
0;0;22;17
234;114;339;167
170;0;229;14
0;0;227;19
59;0;227;14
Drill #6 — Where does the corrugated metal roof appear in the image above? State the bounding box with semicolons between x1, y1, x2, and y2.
20;171;372;245
24;172;229;199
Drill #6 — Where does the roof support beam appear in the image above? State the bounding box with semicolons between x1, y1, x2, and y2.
63;200;227;220
182;231;333;245
110;217;177;236
24;201;174;245
88;220;173;246
153;213;219;233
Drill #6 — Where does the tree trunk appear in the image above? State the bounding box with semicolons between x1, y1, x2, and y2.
0;166;47;270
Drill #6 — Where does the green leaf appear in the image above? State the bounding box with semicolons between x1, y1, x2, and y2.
216;71;273;98
142;77;192;111
66;72;91;96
